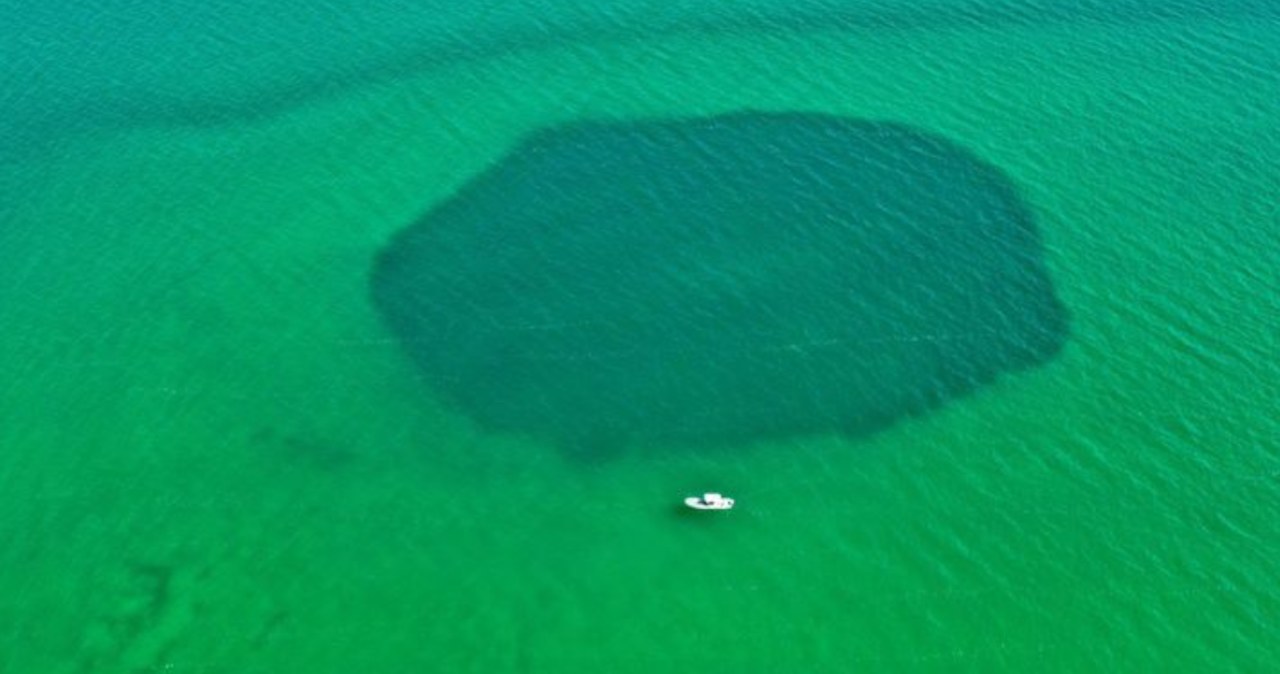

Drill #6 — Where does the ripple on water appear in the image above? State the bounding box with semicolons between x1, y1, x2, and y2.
371;112;1069;457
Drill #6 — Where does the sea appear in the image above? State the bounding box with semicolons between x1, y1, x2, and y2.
1;1;1278;671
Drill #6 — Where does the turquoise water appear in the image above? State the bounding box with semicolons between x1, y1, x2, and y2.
2;1;1278;671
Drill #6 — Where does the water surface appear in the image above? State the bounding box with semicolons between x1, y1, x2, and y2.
1;0;1278;672
373;113;1068;454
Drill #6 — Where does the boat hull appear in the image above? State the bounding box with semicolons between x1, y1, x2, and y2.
684;497;734;510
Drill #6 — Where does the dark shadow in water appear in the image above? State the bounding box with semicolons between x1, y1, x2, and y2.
371;112;1069;458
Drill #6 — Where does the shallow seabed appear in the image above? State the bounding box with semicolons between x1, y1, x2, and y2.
1;1;1278;671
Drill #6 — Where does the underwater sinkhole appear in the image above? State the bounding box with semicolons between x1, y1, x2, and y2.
371;112;1068;456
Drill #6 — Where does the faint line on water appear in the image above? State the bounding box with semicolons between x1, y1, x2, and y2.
335;330;1001;361
8;0;1278;151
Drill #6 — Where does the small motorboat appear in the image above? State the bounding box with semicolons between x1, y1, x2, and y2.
684;492;734;510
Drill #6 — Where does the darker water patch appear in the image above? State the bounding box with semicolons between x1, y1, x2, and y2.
371;112;1068;457
251;427;358;471
14;0;1276;148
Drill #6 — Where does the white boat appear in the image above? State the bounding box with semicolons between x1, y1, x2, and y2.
684;492;734;510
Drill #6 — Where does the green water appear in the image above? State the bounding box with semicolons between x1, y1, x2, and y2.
2;1;1278;671
372;113;1068;452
